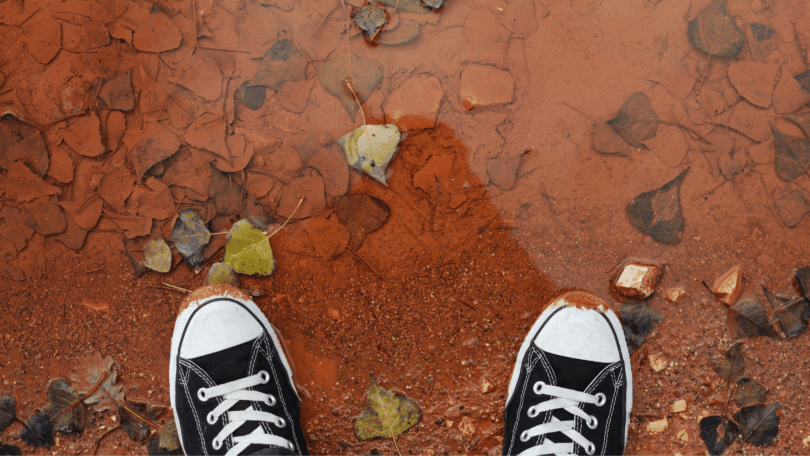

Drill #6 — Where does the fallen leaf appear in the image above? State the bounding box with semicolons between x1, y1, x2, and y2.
620;302;663;353
797;267;810;297
146;421;180;455
0;396;14;432
733;402;779;446
699;416;740;455
235;82;266;110
99;70;135;111
319;54;384;119
764;288;808;338
377;0;430;14
486;154;523;191
593;122;632;156
206;262;240;287
186;114;230;162
711;264;742;306
61;20;110;52
354;375;422;441
47;146;73;183
0;206;34;251
128;122;181;178
607;92;659;149
133;9;182;53
62;113;105;157
168;209;210;269
250;39;307;90
21;17;61;65
687;0;744;57
143;239;172;273
728;296;780;338
43;379;90;434
68;351;126;412
784;112;810;139
20;410;54;449
726;61;779;108
224;220;275;276
59;195;104;230
733;378;769;408
772;126;810;182
796;70;810;93
711;343;745;383
747;23;780;61
335;194;390;249
99;168;136;211
354;4;386;40
26;201;67;235
119;401;166;443
208;166;244;215
626;168;688;245
4;161;60;204
0;444;20;455
376;19;420;46
178;58;223;102
337;124;401;185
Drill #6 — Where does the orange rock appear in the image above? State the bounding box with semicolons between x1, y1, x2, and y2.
614;263;659;300
712;264;742;305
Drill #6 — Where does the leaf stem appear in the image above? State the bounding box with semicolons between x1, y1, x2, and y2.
55;371;108;420
267;198;304;239
390;431;402;456
120;404;172;435
162;283;192;293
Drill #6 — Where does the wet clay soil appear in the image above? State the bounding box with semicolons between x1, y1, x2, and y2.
2;0;810;455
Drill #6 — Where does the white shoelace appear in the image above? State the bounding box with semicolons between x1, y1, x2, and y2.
517;381;606;456
197;371;294;455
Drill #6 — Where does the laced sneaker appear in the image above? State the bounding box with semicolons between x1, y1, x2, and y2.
503;291;632;456
170;284;308;455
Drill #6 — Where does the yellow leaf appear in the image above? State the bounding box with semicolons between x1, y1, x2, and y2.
354;376;421;441
224;220;275;276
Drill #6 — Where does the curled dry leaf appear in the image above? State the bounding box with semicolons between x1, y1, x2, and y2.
68;352;125;412
728;296;780;338
354;4;386;41
0;396;14;432
626;168;688;245
224;220;275;276
319;54;384;119
711;342;745;383
354;375;422;441
20;410;54;449
168;209;210;269
43;379;90;434
606;92;659;149
143;239;172;273
0;444;21;455
733;378;769;408
763;287;809;338
250;39;307;90
620;301;663;353
120;401;167;443
699;416;740;455
687;0;744;58
772;126;810;182
733;402;780;446
146;421;181;455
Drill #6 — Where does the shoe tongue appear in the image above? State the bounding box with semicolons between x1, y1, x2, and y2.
190;338;256;385
544;350;611;395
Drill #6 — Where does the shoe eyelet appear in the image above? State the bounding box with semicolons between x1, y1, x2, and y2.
519;430;529;442
259;370;270;383
275;418;287;428
264;395;277;407
212;438;222;450
586;415;598;429
198;388;208;401
533;381;545;395
527;405;539;418
585;441;595;455
207;412;217;425
287;443;295;451
595;392;606;407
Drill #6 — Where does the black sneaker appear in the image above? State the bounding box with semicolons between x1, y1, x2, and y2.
503;291;632;456
170;284;309;455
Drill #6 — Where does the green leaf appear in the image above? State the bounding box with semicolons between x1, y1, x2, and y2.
168;209;210;268
337;124;401;186
318;54;383;119
43;379;89;434
143;239;172;273
354;375;421;441
224;220;275;276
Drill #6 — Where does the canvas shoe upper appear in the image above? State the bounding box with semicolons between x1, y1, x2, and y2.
170;284;308;456
503;291;632;456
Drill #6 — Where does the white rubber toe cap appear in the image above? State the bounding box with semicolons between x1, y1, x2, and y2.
534;306;621;363
178;300;264;359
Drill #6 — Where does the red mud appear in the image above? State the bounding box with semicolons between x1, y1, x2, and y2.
2;0;810;455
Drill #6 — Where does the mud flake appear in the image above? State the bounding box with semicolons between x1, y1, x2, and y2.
55;216;88;251
384;74;443;131
413;155;453;193
594;122;632;156
727;61;779;108
133;10;182;52
0;206;35;251
26;200;67;235
747;23;780;61
626;168;688;244
486;153;523;191
1;130;49;176
129;122;181;178
719;101;772;142
459;64;514;110
303;215;350;259
643;126;688;167
128;179;175;220
729;295;780;338
773;69;810;114
62;113;105;157
186;114;230;163
649;62;694;100
99;70;135;112
245;172;278;198
178;58;223;101
309;144;349;197
277;169;325;219
377;19;421;46
607;93;659;149
210;135;254;173
772;127;810;181
319;54;384;120
774;191;807;227
59;195;104;230
748;139;772;165
335;194;390;249
106;214;152;239
21;17;61;65
4;161;60;203
62;20;110;52
784;112;810;140
209;167;244;215
687;0;744;58
251;39;307;91
47;147;74;184
99;167;136;211
277;78;315;114
105;111;126;152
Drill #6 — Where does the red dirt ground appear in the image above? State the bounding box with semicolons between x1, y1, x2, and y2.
2;0;810;455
